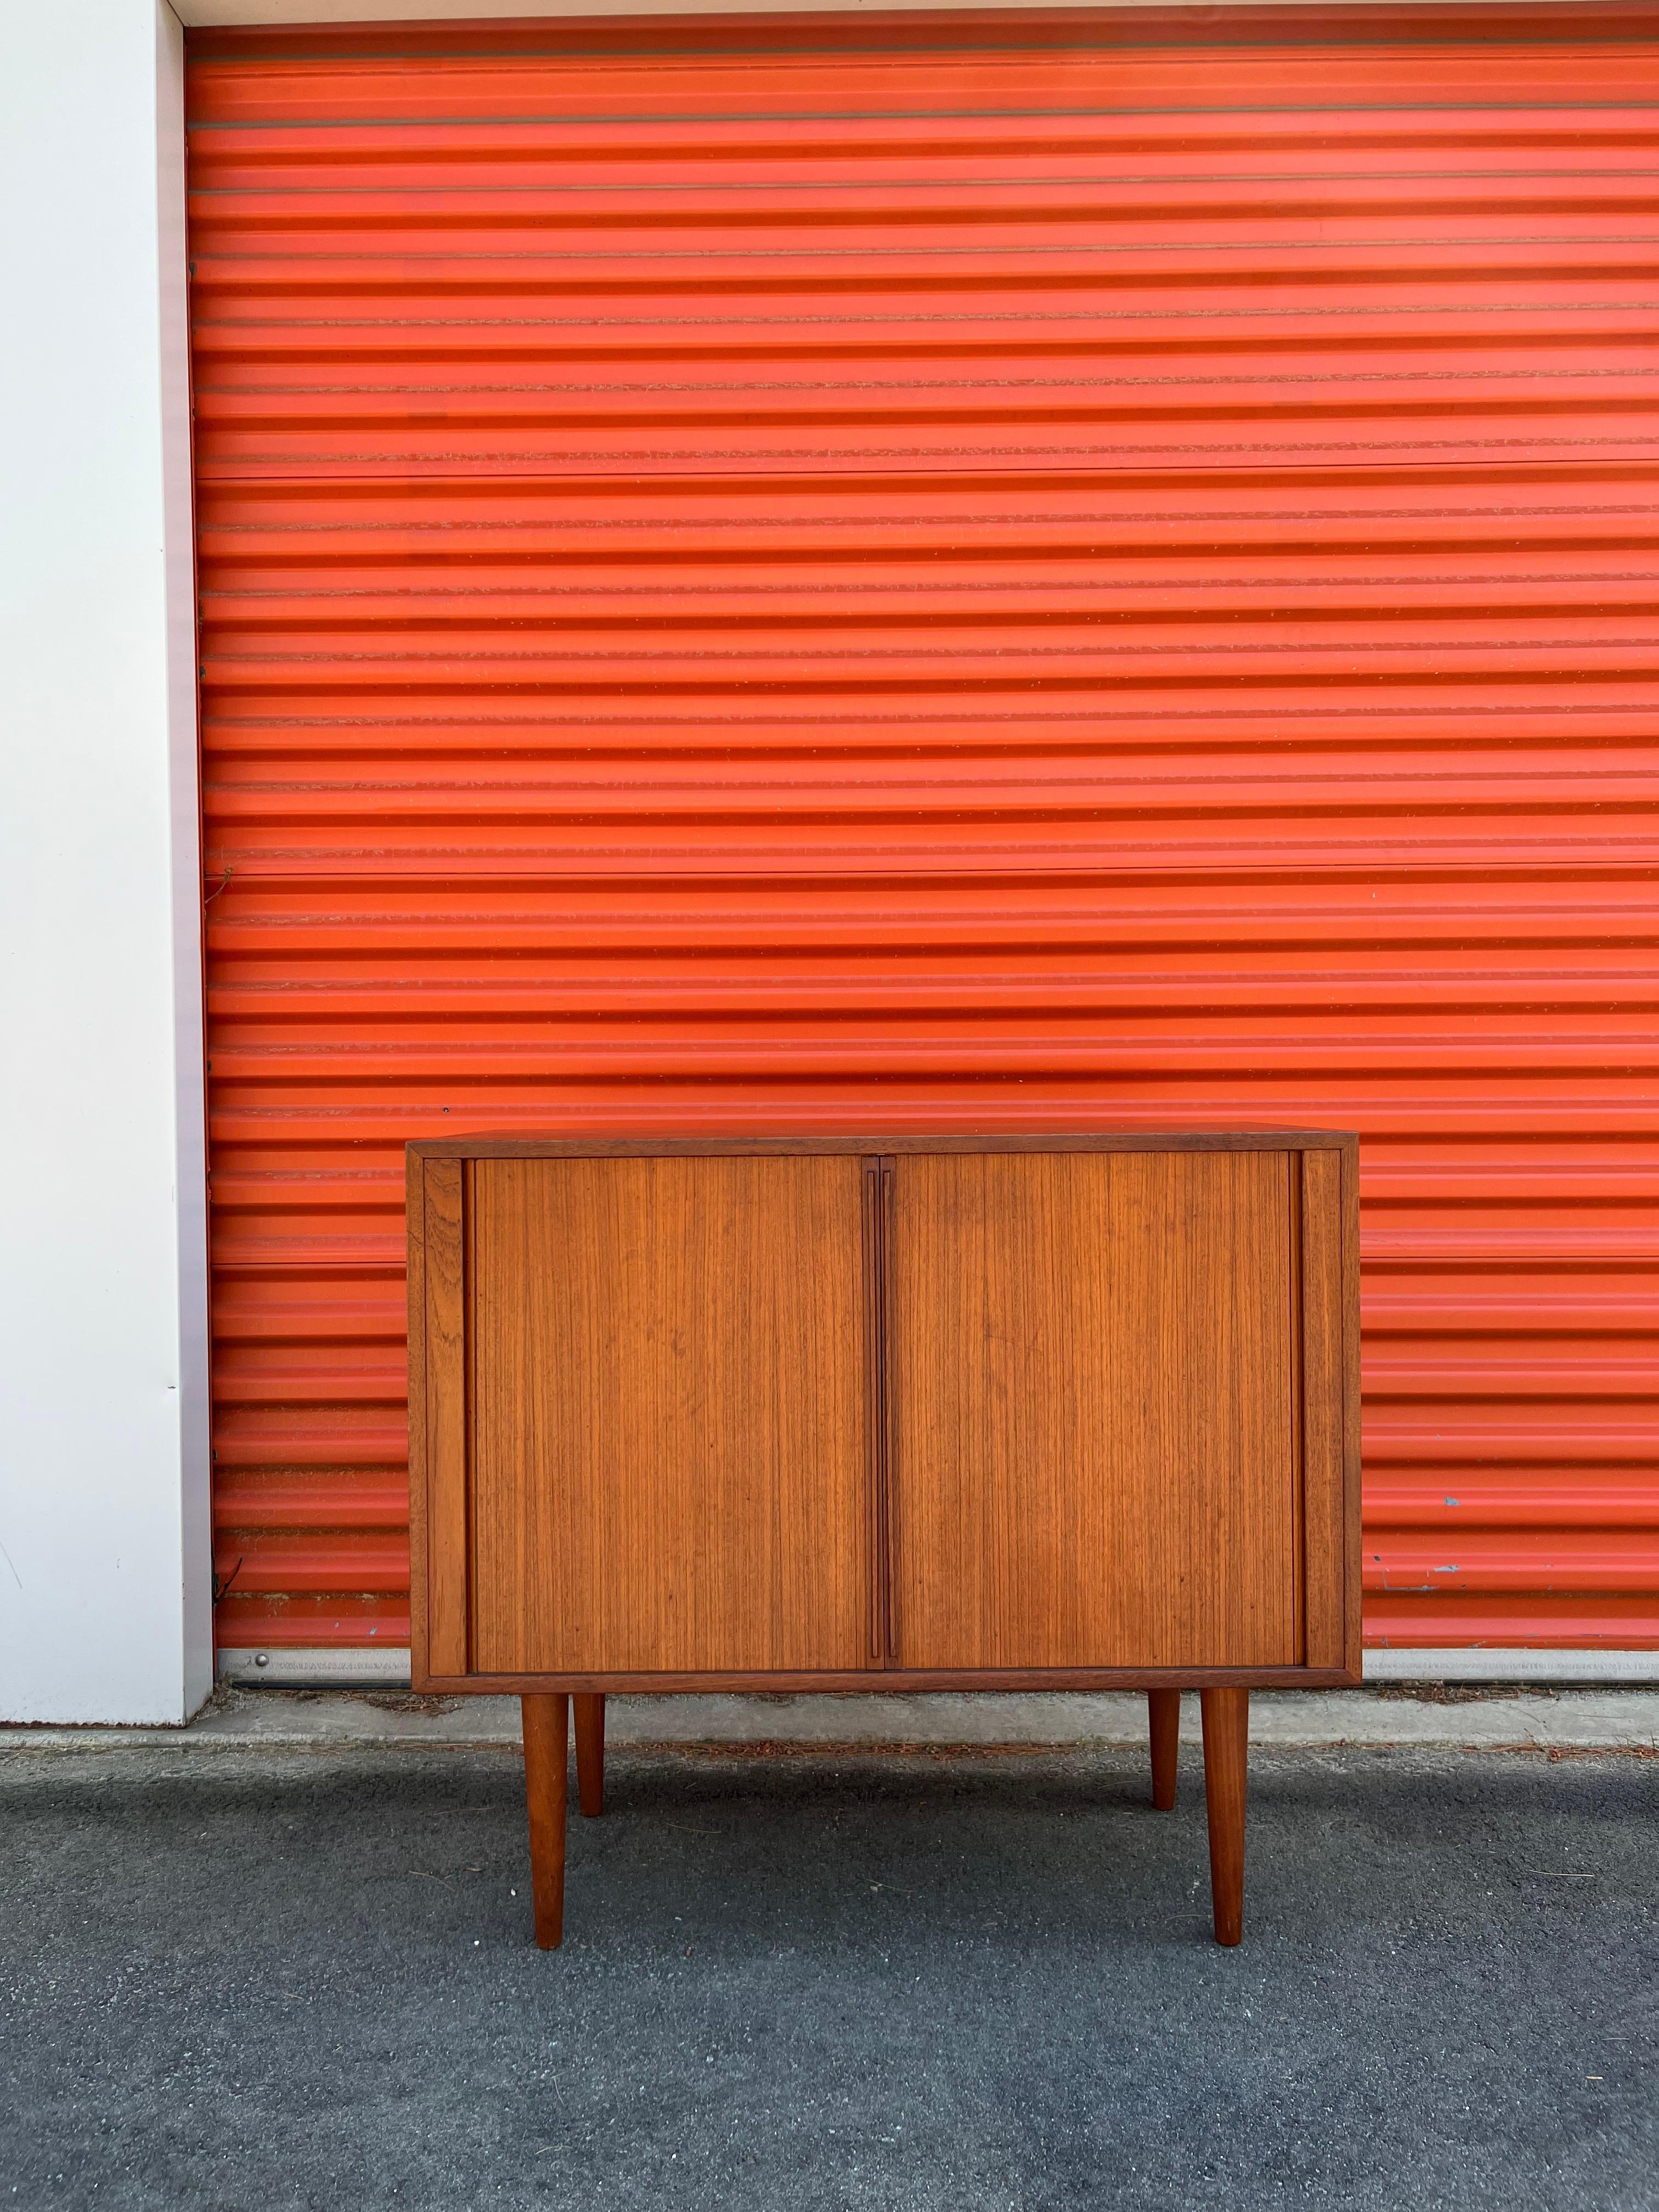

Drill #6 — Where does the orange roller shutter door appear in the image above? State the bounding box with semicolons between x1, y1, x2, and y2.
189;4;1659;1660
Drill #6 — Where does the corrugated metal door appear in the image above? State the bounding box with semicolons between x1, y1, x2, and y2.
188;5;1659;1662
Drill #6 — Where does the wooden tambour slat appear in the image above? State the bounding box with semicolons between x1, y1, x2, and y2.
193;4;1659;1657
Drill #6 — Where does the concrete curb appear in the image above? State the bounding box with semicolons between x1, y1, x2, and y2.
3;1686;1657;1754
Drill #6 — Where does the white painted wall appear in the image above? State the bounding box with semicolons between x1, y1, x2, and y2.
0;0;210;1723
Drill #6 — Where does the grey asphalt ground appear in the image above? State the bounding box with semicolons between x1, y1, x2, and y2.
1;1740;1654;2212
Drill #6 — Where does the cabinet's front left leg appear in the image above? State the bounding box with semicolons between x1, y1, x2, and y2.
1199;1688;1249;1946
1147;1689;1180;1810
522;1693;569;1950
574;1692;606;1818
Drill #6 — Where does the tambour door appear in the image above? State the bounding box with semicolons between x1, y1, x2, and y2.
462;1154;871;1674
889;1150;1300;1669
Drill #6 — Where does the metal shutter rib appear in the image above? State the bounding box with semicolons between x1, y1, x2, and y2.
188;6;1659;1657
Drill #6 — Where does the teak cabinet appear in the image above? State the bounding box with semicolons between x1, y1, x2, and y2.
408;1135;1361;1949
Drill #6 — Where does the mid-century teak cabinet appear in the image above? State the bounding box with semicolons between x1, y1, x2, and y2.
408;1135;1361;1949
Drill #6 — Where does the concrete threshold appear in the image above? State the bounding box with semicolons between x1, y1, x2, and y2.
3;1685;1656;1754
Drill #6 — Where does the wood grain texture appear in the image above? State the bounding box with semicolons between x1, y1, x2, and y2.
522;1693;568;1950
574;1693;605;1819
1200;1687;1250;1947
1287;1155;1306;1668
1148;1688;1181;1812
411;1133;1345;1161
421;1158;469;1678
408;1132;1353;1693
416;1664;1357;1694
890;1150;1297;1669
860;1156;894;1663
1300;1147;1347;1673
469;1155;869;1674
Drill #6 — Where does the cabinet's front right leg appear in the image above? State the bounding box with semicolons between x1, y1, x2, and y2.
522;1693;569;1950
1199;1688;1249;1947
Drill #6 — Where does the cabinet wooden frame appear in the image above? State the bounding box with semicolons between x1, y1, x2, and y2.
407;1131;1362;1697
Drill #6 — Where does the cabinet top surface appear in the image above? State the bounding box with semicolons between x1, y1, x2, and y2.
409;1130;1358;1161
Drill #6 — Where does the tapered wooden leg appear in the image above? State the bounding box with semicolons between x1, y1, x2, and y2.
1148;1689;1180;1812
1200;1688;1249;1948
522;1693;569;1950
574;1692;606;1819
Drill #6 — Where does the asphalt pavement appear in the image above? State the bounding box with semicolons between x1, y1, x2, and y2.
1;1737;1654;2210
